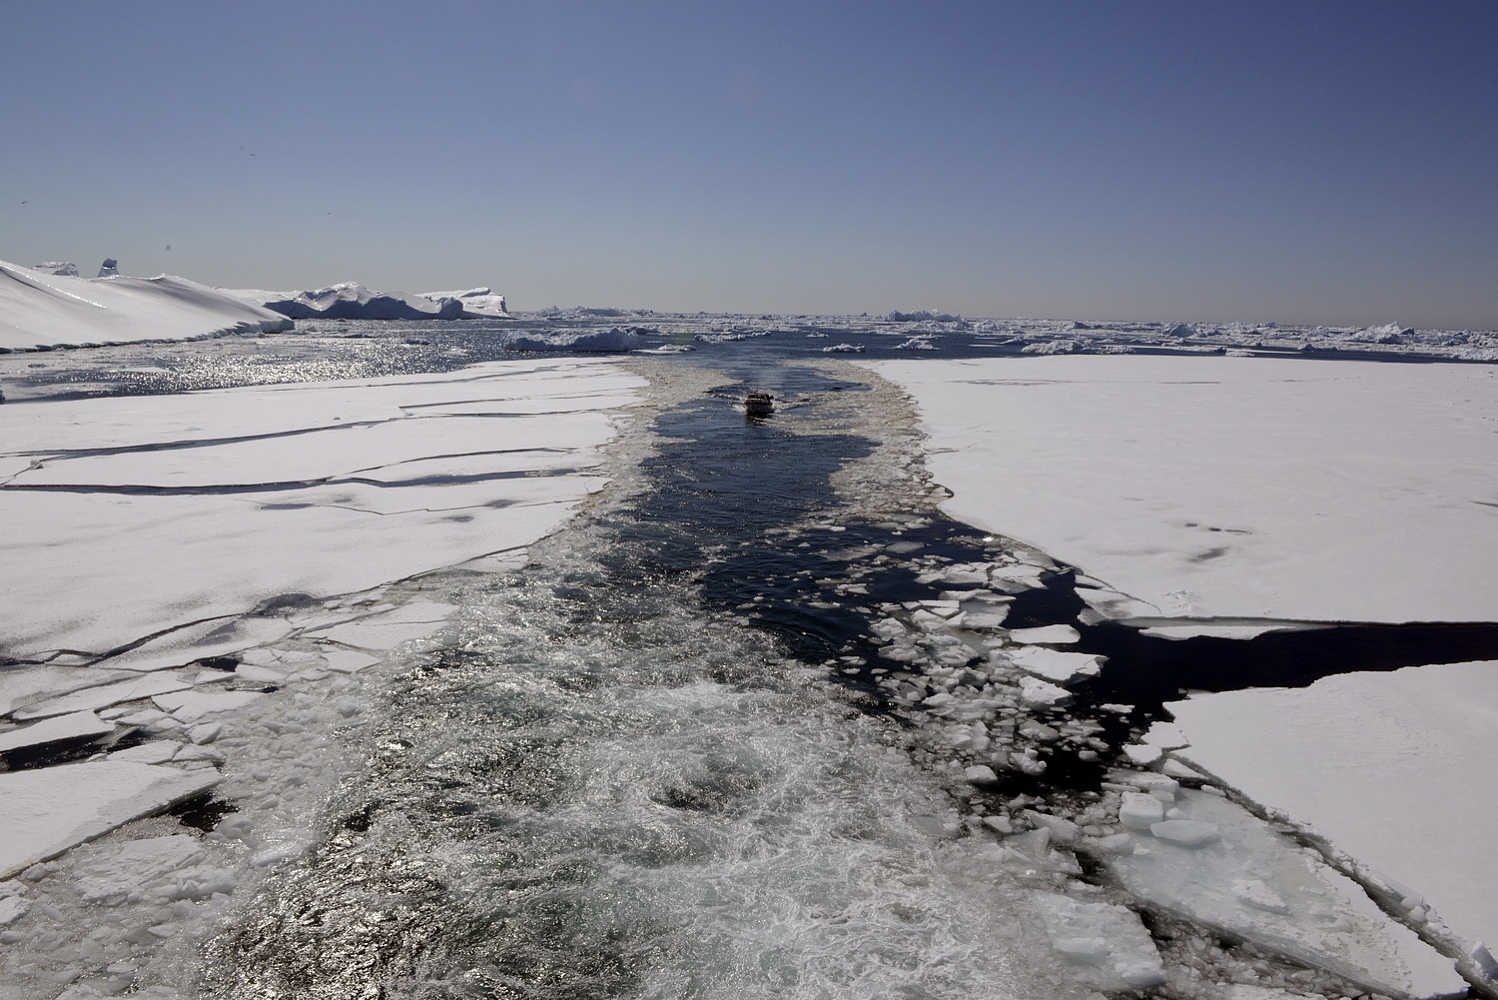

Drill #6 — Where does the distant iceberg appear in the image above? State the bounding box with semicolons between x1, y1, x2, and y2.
503;327;642;352
418;287;510;318
256;283;463;320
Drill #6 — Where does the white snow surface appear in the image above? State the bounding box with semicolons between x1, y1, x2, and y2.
870;355;1498;623
0;762;220;879
0;259;293;352
1169;660;1498;955
0;358;644;659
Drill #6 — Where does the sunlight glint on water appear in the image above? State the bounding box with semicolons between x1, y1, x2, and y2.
208;519;1078;1000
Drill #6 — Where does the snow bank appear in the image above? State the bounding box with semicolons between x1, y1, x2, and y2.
0;358;645;659
869;355;1498;623
0;259;293;352
1169;660;1498;958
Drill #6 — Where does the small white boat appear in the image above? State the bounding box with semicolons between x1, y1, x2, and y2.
744;391;774;416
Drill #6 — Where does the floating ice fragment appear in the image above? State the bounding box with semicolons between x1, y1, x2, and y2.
75;834;205;904
1031;891;1166;990
1018;676;1071;707
1118;792;1165;830
1162;757;1205;780
0;762;219;878
1008;625;1080;644
0;711;114;754
152;689;266;721
963;764;998;784
1009;647;1104;683
187;722;222;745
1233;878;1292;914
1123;743;1164;765
0;666;134;718
13;672;191;721
1142;721;1189;749
108;740;180;764
1150;819;1220;848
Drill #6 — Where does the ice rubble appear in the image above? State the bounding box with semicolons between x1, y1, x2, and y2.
0;258;293;352
504;327;644;351
1169;660;1498;963
870;355;1498;624
0;357;644;659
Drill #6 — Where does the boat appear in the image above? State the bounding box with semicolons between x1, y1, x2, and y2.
744;391;774;416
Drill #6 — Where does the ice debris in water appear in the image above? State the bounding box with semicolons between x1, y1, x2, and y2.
1031;890;1166;989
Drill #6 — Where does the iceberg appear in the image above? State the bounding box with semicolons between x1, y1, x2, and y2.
504;327;643;352
0;258;293;352
419;287;509;318
254;282;463;320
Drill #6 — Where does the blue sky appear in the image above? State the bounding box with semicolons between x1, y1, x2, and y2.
2;1;1495;326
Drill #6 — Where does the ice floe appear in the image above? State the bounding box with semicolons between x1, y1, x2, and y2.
1169;659;1498;965
0;762;220;879
870;354;1498;623
0;358;643;660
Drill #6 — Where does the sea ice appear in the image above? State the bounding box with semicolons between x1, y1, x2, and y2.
152;689;266;721
869;355;1498;623
0;762;219;878
12;672;192;721
1007;647;1104;684
1030;891;1166;990
1007;624;1080;645
1169;660;1498;957
0;666;132;717
1097;788;1465;998
0;359;643;660
0;711;114;754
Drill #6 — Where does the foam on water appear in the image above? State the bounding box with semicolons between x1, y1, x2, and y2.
199;523;1083;999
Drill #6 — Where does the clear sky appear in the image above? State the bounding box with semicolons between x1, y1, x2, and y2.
2;1;1495;327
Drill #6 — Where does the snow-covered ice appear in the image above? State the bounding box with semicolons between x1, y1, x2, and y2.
869;355;1498;623
226;281;462;320
0;762;220;879
0;259;292;352
1099;788;1465;998
1031;890;1166;990
1169;660;1498;959
0;358;644;660
0;711;114;754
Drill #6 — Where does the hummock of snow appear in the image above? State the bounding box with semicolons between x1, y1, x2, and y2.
504;328;643;352
0;358;644;660
243;282;463;320
0;762;220;879
0;259;294;352
1169;660;1498;957
31;261;79;277
870;355;1498;623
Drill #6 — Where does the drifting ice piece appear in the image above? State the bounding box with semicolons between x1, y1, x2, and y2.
0;711;114;754
1018;676;1071;707
0;666;133;718
1009;647;1104;683
1008;625;1080;645
13;672;191;721
1098;789;1465;998
1031;891;1166;989
1118;792;1166;830
75;834;205;904
0;762;219;878
153;689;265;721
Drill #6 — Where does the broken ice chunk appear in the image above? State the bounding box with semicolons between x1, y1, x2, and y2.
0;895;29;927
964;764;999;784
12;672;192;721
1008;647;1104;683
75;834;206;904
1119;792;1165;830
152;689;265;721
1162;757;1205;780
0;711;114;754
1008;624;1080;645
1150;819;1221;848
1031;891;1166;990
1123;743;1164;765
1018;676;1071;707
0;762;219;878
1142;720;1189;749
0;666;134;718
107;739;180;764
